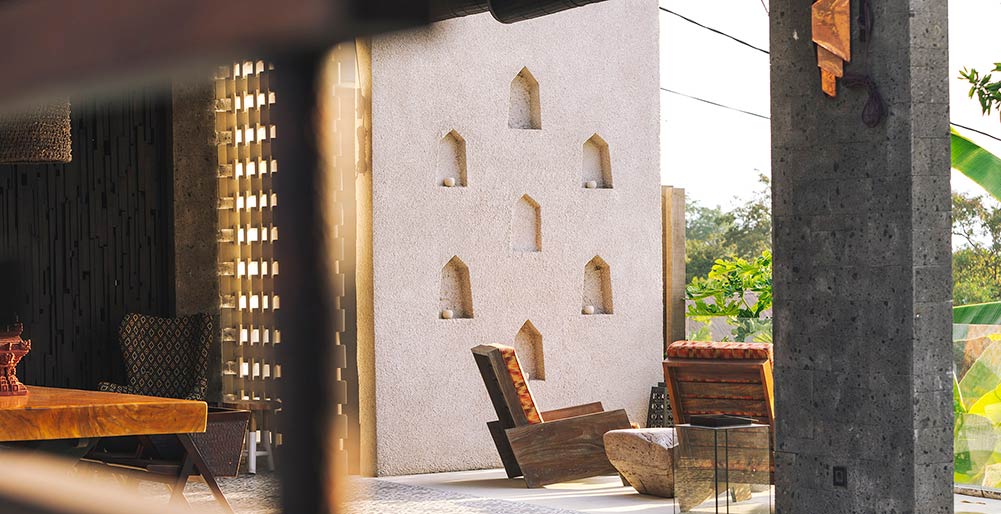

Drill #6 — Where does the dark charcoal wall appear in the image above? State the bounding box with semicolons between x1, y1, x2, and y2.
0;90;174;389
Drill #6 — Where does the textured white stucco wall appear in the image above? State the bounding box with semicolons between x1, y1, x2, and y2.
366;0;662;475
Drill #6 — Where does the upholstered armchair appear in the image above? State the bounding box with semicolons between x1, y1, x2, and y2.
99;312;212;401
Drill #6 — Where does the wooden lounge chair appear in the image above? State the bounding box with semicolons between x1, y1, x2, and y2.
471;343;632;488
662;340;774;510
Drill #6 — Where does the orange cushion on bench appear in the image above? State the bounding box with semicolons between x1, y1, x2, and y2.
492;344;543;424
666;341;772;362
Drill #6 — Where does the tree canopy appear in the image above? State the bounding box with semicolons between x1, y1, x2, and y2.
685;174;771;283
953;192;1001;305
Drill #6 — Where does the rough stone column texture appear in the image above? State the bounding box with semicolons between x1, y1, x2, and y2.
770;0;952;512
172;77;222;402
364;0;661;475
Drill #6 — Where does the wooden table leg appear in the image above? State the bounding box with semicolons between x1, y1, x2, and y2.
177;433;234;514
170;456;194;506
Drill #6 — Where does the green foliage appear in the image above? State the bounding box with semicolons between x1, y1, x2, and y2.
952;93;1001;481
957;374;967;417
955;302;1001;325
952;129;1001;204
953;192;1001;305
955;410;1001;485
685;175;772;283
686;251;773;342
686;251;773;318
960;65;1001;120
955;340;1001;486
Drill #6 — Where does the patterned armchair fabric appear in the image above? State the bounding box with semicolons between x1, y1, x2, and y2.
667;340;772;362
99;313;212;401
490;343;543;424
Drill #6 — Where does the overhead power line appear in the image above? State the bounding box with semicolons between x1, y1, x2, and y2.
658;7;770;55
660;87;771;120
952;122;1001;145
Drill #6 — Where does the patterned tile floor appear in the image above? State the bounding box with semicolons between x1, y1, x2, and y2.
148;469;1001;513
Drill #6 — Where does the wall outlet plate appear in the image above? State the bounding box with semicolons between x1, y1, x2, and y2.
833;466;847;488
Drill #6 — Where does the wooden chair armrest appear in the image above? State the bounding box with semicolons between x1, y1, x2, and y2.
540;402;604;422
508;409;631;445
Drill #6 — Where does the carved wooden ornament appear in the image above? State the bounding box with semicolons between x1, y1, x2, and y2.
0;323;30;396
812;0;851;97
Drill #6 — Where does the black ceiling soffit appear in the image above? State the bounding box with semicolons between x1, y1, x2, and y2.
431;0;606;23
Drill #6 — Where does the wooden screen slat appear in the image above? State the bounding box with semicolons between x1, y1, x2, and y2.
677;381;766;401
680;397;770;418
675;366;763;384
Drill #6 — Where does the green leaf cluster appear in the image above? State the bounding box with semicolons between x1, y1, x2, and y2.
686;251;773;343
960;65;1001;120
686;251;772;318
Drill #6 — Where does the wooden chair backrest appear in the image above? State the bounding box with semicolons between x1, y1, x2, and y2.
663;357;774;428
472;345;532;428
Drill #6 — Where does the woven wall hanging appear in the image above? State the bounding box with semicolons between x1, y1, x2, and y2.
0;101;72;164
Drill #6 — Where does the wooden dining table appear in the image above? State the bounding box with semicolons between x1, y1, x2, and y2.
0;386;207;442
0;385;232;511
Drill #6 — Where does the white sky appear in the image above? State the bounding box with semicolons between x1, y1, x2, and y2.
660;0;1001;207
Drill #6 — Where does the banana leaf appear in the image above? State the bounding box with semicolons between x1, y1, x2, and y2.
956;412;1000;484
957;374;967;416
952;128;1001;203
959;342;1001;410
955;302;1001;325
970;382;1001;425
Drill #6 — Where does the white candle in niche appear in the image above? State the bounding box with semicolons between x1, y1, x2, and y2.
443;177;456;187
585;180;598;189
441;309;455;319
583;305;596;315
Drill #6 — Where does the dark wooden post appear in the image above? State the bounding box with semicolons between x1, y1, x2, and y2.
272;51;346;514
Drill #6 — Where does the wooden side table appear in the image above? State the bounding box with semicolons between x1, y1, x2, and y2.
220;399;281;474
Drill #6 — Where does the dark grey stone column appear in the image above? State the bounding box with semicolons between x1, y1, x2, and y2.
770;1;952;512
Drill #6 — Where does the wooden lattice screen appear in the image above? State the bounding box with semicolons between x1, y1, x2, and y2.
213;52;360;465
214;61;281;408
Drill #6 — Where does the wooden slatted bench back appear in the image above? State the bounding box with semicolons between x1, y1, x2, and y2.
663;358;775;428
